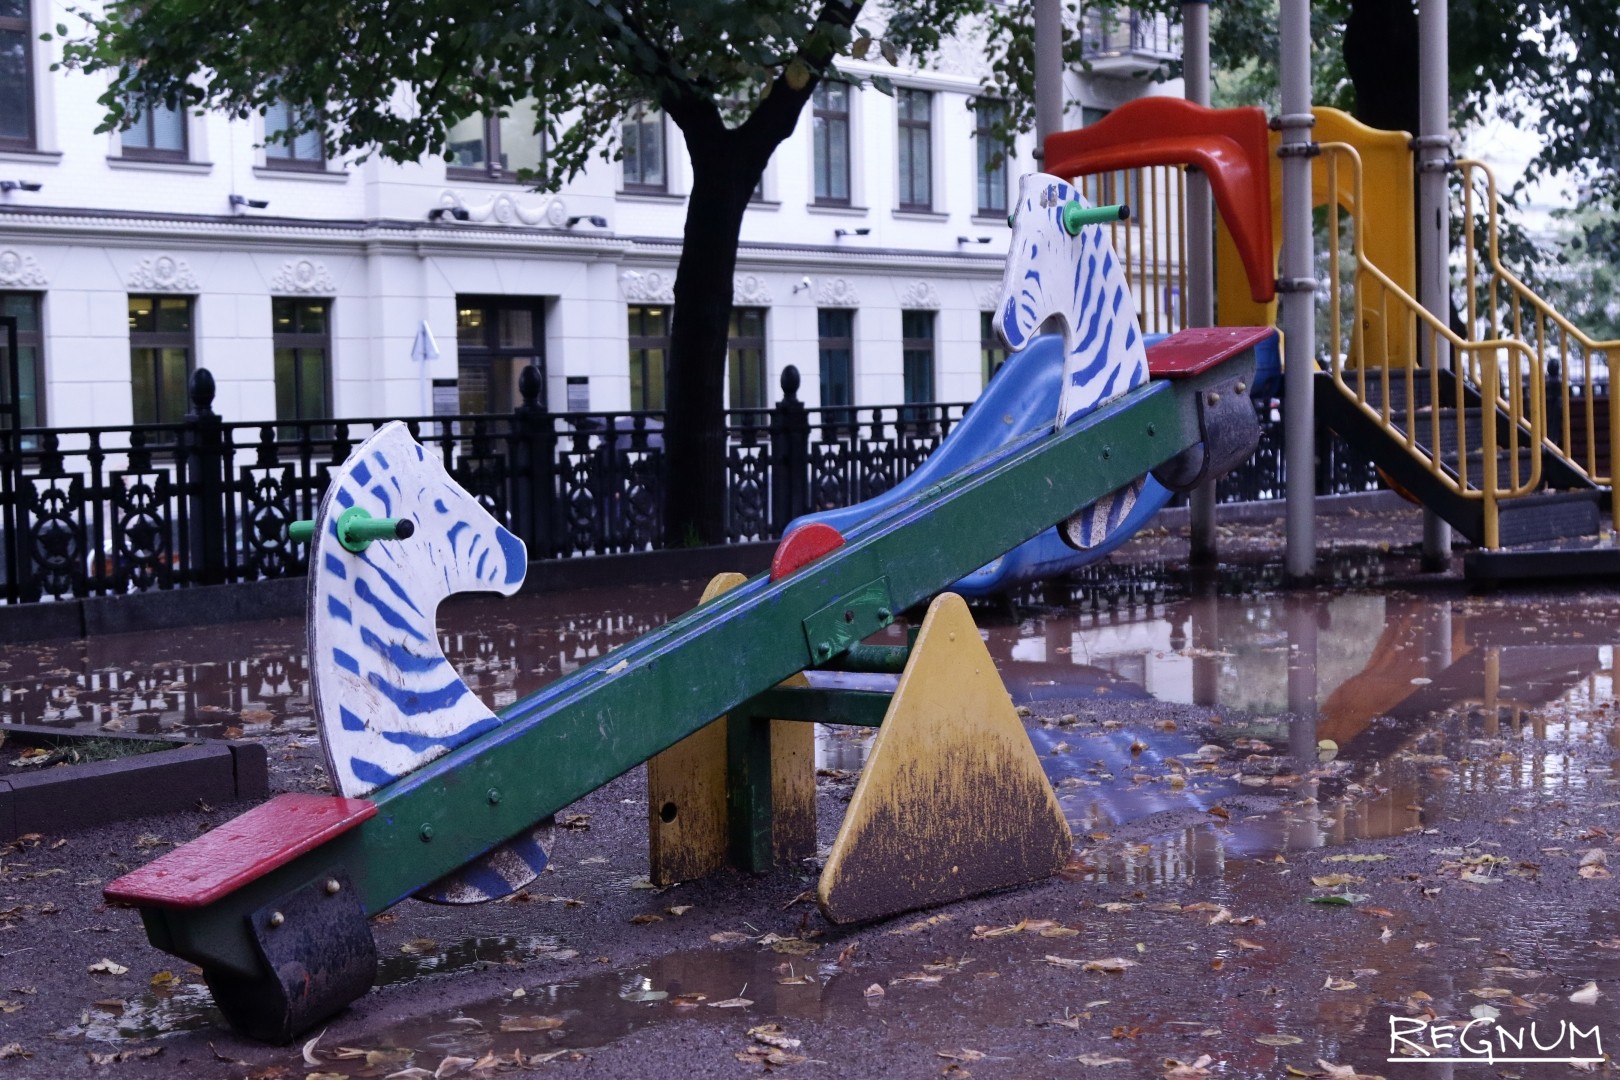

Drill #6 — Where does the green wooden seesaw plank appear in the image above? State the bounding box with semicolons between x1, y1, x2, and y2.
136;371;1218;974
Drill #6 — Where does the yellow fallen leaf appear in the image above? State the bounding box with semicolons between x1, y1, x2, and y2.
707;997;754;1008
499;1015;564;1032
1255;1034;1304;1046
1323;978;1357;991
1311;874;1362;888
86;959;128;976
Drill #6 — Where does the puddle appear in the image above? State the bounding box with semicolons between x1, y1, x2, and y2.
376;933;574;985
62;980;223;1043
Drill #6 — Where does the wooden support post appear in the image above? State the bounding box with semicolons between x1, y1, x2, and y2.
818;593;1072;924
646;573;815;884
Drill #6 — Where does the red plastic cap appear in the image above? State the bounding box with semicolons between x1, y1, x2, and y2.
770;522;846;581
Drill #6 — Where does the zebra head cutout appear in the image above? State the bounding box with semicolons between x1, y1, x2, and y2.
997;173;1150;429
310;422;550;904
996;173;1151;550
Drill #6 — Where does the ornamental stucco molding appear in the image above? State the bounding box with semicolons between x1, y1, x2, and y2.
620;269;675;303
815;277;860;307
437;189;569;228
733;273;773;306
269;258;338;294
0;249;47;287
898;279;941;310
978;284;1002;311
127;254;199;291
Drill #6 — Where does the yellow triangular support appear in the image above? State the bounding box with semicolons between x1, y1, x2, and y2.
818;592;1073;924
647;573;815;884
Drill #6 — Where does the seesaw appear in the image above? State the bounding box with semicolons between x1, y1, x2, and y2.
104;176;1276;1042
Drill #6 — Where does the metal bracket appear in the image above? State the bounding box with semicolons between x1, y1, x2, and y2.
1417;159;1457;174
1270;112;1317;131
1408;134;1454;151
1151;366;1261;493
202;870;377;1043
1276;142;1321;159
803;577;894;663
1274;276;1319;293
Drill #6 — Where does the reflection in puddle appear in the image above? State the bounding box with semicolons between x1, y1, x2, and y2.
376;933;574;985
64;981;222;1043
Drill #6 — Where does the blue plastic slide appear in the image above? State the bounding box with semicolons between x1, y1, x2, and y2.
786;330;1175;598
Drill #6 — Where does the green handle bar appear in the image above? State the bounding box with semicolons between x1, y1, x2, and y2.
288;507;415;554
1061;201;1130;234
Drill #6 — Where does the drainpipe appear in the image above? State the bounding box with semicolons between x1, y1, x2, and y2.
1182;0;1216;563
1278;0;1316;582
1033;0;1063;161
1416;0;1454;570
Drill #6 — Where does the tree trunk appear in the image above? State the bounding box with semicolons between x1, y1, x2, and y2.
663;130;758;547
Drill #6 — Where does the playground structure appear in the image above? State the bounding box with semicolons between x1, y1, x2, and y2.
1045;92;1615;570
102;171;1274;1041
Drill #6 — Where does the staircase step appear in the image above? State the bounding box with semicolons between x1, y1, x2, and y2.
1494;489;1602;547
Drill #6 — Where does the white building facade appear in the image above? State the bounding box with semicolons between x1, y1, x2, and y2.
0;1;1181;433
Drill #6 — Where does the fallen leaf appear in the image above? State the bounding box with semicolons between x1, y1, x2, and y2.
303;1029;327;1065
1322;978;1357;991
1324;854;1390;863
751;1024;802;1051
707;997;754;1008
1234;938;1266;952
666;905;693;916
628;914;663;925
1255;1034;1304;1046
434;1057;476;1079
149;970;181;991
863;983;885;998
1570;981;1602;1005
1075;1054;1131;1066
499;1015;564;1032
1163;1054;1214;1078
398;938;437;955
86;958;128;976
0;1044;30;1060
710;931;753;944
1311;874;1362;888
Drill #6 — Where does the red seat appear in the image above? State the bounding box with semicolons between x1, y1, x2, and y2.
104;793;376;909
1147;327;1277;380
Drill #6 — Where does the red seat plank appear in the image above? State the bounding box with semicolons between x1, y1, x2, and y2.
1147;326;1277;379
104;793;376;909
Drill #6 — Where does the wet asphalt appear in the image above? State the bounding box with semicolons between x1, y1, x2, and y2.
4;508;1620;1078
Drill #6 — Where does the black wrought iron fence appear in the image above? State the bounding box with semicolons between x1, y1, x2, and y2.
0;367;1377;604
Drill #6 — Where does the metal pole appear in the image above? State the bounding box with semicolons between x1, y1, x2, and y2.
1034;0;1063;160
1183;0;1217;562
1279;0;1316;582
1417;0;1454;571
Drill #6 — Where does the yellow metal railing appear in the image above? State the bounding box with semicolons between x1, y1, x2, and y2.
1078;164;1190;337
1321;143;1541;548
1458;160;1620;485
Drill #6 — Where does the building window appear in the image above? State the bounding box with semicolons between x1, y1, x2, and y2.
273;298;331;425
974;99;1009;215
263;100;325;171
0;291;46;429
0;0;34;151
621;103;666;193
128;295;194;425
121;101;189;161
902;310;935;417
628;305;669;411
728;308;767;412
446;100;543;181
812;82;850;206
818;309;854;408
980;311;1007;387
897;88;932;212
456;297;545;413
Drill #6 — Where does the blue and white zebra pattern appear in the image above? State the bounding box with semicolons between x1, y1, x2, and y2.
997;173;1150;549
310;422;551;904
